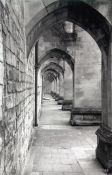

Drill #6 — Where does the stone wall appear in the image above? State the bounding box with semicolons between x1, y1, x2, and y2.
38;31;65;60
0;9;4;175
0;1;35;174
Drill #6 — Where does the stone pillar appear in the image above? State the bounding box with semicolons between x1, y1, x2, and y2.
62;62;73;110
56;77;60;95
96;31;112;170
58;74;64;105
41;76;44;103
54;79;57;93
35;43;39;127
51;79;57;98
73;63;75;108
51;80;55;93
59;74;64;97
37;70;42;122
55;77;60;101
70;60;101;126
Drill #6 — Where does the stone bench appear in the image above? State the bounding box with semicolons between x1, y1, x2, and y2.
70;107;101;126
62;100;73;111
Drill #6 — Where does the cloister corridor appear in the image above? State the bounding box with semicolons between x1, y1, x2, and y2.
1;0;112;174
23;94;104;175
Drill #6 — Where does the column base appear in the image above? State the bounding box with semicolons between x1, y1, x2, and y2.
62;100;72;111
70;108;101;126
96;126;112;170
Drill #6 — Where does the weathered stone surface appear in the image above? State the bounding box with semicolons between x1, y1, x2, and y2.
0;0;111;174
0;1;35;174
62;100;73;111
96;126;112;170
70;107;101;126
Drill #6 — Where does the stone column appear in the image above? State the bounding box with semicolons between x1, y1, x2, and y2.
35;42;39;127
96;31;112;170
41;76;44;103
59;74;64;97
51;80;55;94
55;77;60;101
58;74;64;105
56;77;60;95
37;70;42;122
62;62;73;110
51;79;57;98
73;63;75;108
53;79;56;93
70;59;101;126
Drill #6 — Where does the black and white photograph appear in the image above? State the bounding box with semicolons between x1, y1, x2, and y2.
0;0;112;174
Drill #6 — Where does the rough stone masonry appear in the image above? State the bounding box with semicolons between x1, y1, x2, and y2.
0;1;35;174
0;0;112;174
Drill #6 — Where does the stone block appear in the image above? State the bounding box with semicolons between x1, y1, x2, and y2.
6;65;14;80
6;95;14;109
70;107;102;126
7;81;16;93
6;49;12;65
0;62;4;85
11;54;16;68
96;126;112;170
58;99;64;105
6;33;10;49
62;100;73;111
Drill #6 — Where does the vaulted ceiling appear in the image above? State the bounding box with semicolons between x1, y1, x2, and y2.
25;0;110;27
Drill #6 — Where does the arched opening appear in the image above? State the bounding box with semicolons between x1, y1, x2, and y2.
38;48;74;71
36;48;74;116
41;62;64;99
26;0;112;170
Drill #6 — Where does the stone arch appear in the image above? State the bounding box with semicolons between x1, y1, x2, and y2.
41;62;64;76
43;71;57;82
43;69;61;81
26;0;111;58
41;63;65;99
39;48;74;72
26;0;112;168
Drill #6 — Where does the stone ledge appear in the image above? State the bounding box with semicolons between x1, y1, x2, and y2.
71;107;101;114
62;100;72;111
70;107;101;126
57;97;64;105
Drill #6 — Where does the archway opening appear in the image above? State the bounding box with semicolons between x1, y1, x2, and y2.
26;0;112;169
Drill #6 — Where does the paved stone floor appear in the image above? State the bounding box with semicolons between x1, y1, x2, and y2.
24;95;107;175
